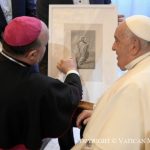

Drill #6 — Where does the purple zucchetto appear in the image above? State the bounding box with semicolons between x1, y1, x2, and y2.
3;16;42;46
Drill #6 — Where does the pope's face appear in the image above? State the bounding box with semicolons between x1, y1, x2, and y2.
112;23;133;70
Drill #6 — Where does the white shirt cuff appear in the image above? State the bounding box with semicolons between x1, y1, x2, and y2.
66;70;80;76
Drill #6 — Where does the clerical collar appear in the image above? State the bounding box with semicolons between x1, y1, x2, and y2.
125;51;150;70
0;51;27;67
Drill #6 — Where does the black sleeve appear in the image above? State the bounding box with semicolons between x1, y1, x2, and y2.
64;73;82;100
40;73;82;138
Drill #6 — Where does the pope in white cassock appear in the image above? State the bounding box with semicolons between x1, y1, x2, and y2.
72;15;150;150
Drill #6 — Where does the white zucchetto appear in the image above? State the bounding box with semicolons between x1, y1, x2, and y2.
126;15;150;41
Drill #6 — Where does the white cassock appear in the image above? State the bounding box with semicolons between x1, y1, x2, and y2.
72;52;150;150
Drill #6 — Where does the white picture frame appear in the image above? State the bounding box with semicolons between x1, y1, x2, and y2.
48;5;118;102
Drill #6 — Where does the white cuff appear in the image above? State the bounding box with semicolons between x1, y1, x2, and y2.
66;70;79;76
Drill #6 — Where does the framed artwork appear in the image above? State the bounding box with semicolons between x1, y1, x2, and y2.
64;24;99;70
48;5;118;102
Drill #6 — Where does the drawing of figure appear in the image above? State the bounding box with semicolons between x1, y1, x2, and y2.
77;36;89;66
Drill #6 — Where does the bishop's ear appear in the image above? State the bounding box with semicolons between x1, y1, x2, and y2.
25;49;39;64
